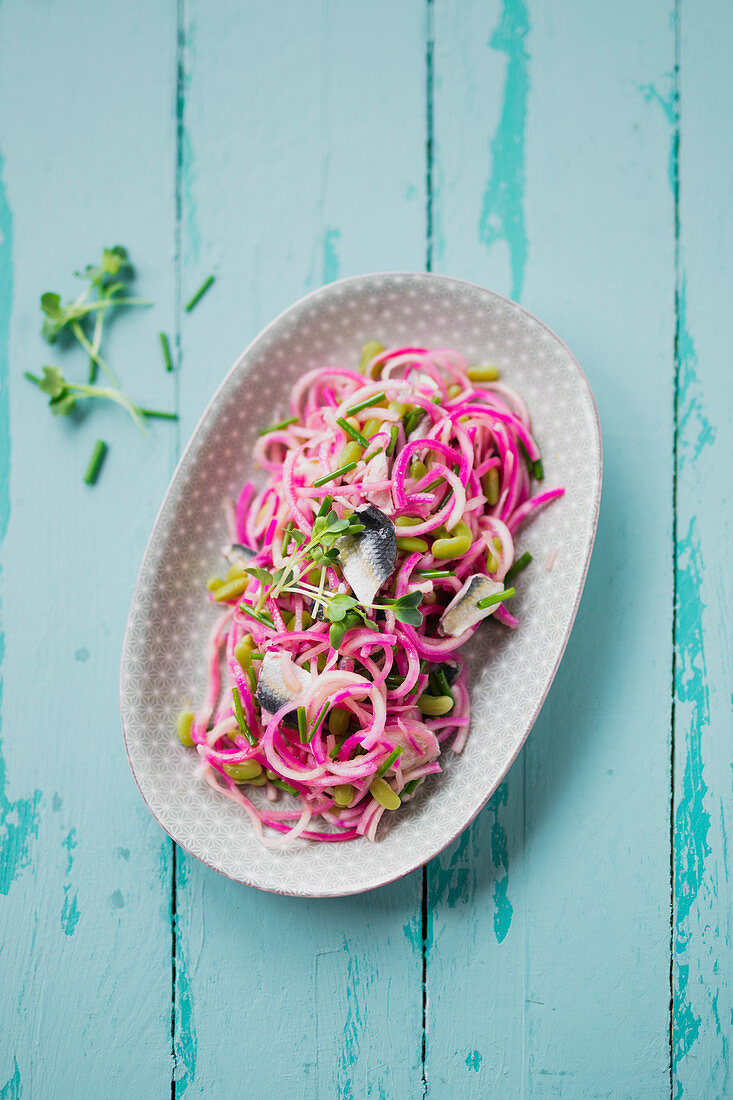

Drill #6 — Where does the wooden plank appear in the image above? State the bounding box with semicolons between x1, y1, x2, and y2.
172;2;427;1096
0;1;176;1094
672;2;732;1095
427;1;675;1095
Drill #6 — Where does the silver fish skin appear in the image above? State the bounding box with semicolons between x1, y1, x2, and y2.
439;575;505;637
256;652;310;718
337;504;397;606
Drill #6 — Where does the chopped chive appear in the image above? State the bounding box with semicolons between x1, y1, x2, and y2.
376;746;404;778
386;424;399;457
417;569;454;578
403;408;423;435
140;408;178;420
317;495;333;517
281;521;294;551
239;602;274;628
423;476;444;493
505;551;532;582
518;439;533;475
159;331;174;372
313;460;357;488
432;669;454;702
271;777;299;796
83;439;108;485
184;274;215;312
259;415;298;436
297;706;308;743
249;650;265;660
533;458;545;481
337;417;370;448
246;666;257;693
24;370;41;385
232;686;257;746
477;586;516;610
329;741;343;760
306;701;329;743
385;674;404;690
345;391;386;415
403;778;421;796
362;445;384;464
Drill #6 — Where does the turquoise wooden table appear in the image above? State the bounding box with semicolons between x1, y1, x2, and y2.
1;1;730;1096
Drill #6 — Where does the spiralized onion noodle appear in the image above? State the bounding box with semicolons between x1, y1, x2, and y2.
179;345;564;845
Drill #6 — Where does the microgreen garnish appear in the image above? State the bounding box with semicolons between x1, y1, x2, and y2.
40;246;150;384
24;366;176;432
184;274;215;312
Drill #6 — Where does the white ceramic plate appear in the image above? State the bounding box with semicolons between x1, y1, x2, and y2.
120;273;602;897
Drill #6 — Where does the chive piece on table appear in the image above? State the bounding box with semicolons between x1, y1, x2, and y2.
376;746;404;778
83;439;108;485
504;551;532;583
297;705;308;744
259;415;298;436
337;417;370;448
184;274;215;312
313;461;357;488
477;586;516;610
232;686;257;746
345;391;386;416
159;331;174;372
140;408;178;420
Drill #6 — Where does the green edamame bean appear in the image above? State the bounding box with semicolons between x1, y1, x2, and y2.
359;340;385;375
206;576;224;592
212;575;250;602
224;760;263;783
234;636;254;669
486;550;499;573
225;560;248;582
370;777;401;810
396;536;429;554
417;694;454;716
482;467;500;506
431;520;473;560
361;417;383;440
395;515;423;527
388;401;408;417
410;458;428;480
176;709;195;747
447;383;463;399
467;364;499;382
338;440;364;466
333;784;355;807
328;707;350;735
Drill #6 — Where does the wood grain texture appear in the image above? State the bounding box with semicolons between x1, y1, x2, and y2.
0;0;730;1096
427;0;675;1095
0;1;177;1095
673;2;732;1095
172;2;427;1096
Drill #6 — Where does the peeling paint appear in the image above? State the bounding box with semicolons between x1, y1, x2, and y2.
0;1059;21;1100
0;152;42;898
465;1050;482;1072
173;857;196;1095
487;784;513;942
61;888;80;937
478;0;529;300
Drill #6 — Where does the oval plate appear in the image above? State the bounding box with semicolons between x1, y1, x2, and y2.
120;273;602;896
